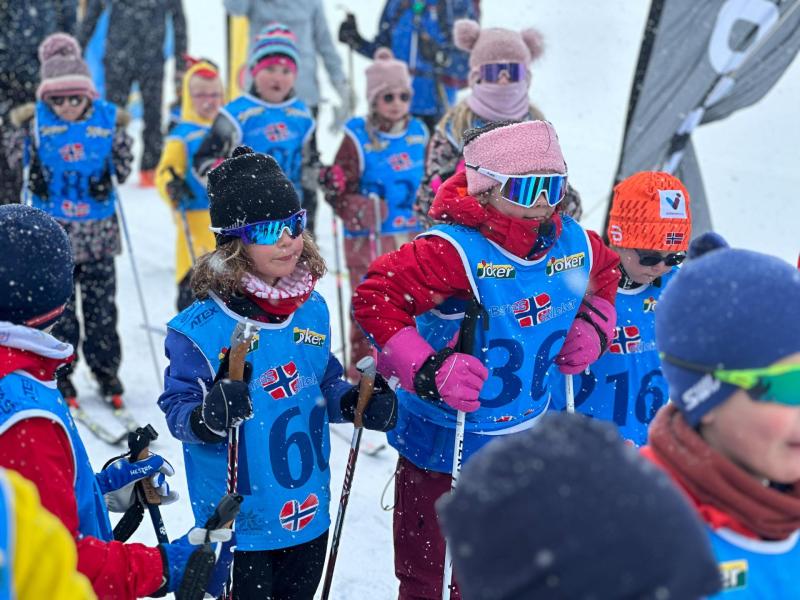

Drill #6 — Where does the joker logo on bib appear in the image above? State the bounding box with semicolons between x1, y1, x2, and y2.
293;327;326;347
643;296;657;313
513;293;551;328
477;260;515;279
279;493;319;531
658;189;687;219
260;361;300;399
609;325;641;354
546;252;586;277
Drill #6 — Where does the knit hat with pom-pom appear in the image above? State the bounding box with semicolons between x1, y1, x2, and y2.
36;33;96;100
453;19;544;87
366;47;412;105
208;145;301;244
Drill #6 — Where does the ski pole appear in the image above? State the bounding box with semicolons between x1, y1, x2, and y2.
167;167;197;265
369;193;383;258
113;174;163;390
21;136;31;206
222;321;255;599
330;209;349;375
128;424;169;544
565;374;575;414
320;355;377;600
442;298;485;600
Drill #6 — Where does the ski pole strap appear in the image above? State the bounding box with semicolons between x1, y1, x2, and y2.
113;501;145;542
414;347;455;401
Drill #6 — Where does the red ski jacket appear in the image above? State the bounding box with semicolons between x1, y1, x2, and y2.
353;171;620;347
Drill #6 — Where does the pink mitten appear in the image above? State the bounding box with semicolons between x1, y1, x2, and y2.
434;352;488;412
556;296;616;374
378;326;488;412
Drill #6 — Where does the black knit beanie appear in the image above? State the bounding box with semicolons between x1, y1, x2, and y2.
208;145;301;242
0;205;74;329
437;413;722;600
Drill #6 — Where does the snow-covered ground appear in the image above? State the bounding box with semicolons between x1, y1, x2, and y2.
72;2;799;598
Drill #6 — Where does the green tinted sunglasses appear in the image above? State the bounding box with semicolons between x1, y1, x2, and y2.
661;353;800;406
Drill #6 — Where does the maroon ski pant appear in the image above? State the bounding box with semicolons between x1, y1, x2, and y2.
393;456;462;600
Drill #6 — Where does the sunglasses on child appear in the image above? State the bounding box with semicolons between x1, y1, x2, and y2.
211;210;307;246
661;353;800;407
634;249;686;267
381;92;411;104
478;62;525;83
465;164;568;207
48;95;86;107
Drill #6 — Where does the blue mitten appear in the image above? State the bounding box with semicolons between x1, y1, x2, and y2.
158;535;198;594
96;454;178;512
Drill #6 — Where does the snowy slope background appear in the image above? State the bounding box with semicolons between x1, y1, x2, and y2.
71;2;799;598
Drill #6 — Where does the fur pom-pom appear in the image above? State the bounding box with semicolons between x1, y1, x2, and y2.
453;19;481;52
373;47;395;61
38;33;82;63
520;28;545;61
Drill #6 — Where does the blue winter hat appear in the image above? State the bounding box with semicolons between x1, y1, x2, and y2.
249;23;299;71
0;205;73;329
656;232;800;425
436;413;721;600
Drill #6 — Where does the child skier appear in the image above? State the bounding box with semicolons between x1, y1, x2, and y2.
193;23;318;231
414;19;582;228
353;120;621;598
7;33;133;409
320;48;428;380
156;59;224;310
644;234;800;598
551;171;692;445
0;204;199;599
159;146;398;599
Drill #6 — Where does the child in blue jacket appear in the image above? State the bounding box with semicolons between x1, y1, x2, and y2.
159;146;397;599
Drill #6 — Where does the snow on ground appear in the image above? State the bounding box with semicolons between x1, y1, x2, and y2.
72;2;799;598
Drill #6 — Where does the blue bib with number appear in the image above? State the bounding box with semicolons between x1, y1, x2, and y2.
221;94;314;202
168;292;332;551
343;116;428;236
32;99;117;221
165;121;212;211
0;372;113;541
707;526;800;598
389;218;591;471
550;269;677;446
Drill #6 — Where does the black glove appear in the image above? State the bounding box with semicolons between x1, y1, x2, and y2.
338;13;365;49
166;174;192;207
191;378;254;441
340;374;398;432
418;33;451;69
28;152;50;199
88;168;113;202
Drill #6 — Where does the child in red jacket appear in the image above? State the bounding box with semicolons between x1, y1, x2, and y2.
353;119;620;599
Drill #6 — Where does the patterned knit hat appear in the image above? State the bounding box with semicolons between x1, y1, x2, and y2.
249;23;299;75
454;19;544;86
607;171;691;252
462;120;566;195
366;48;412;105
36;33;97;100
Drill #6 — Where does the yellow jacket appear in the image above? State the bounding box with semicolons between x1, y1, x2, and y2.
1;468;95;599
156;61;219;283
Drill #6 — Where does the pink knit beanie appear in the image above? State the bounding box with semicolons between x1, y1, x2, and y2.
454;19;544;86
462;121;566;195
36;33;97;100
366;48;412;105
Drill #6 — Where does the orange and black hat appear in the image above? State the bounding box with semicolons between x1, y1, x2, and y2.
607;171;691;252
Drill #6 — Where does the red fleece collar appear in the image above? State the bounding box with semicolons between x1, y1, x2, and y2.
0;346;73;381
428;171;562;259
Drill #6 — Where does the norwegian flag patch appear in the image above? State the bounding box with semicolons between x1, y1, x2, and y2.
260;361;300;400
609;325;641;354
512;293;552;328
279;493;319;532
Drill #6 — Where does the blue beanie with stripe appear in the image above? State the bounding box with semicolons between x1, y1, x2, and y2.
249;23;299;71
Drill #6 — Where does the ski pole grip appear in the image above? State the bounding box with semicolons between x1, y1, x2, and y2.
228;323;253;381
129;425;162;505
354;356;376;429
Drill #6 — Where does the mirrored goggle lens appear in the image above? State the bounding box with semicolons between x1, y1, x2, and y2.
479;63;525;83
501;174;567;207
227;211;306;245
717;366;800;406
637;252;686;267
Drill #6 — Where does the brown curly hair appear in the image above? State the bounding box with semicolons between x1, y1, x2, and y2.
191;232;326;299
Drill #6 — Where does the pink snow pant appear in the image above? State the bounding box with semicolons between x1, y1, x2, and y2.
394;457;462;600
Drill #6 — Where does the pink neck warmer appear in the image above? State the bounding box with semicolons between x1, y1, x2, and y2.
467;81;530;122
